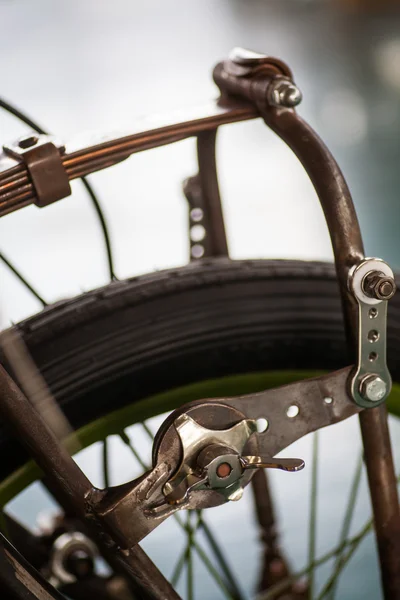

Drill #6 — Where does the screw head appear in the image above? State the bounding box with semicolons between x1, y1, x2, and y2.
362;271;396;301
377;279;396;300
18;135;39;149
216;462;232;479
269;79;302;108
359;375;387;402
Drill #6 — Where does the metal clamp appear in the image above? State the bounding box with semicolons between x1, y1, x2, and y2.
348;258;396;408
162;413;257;504
161;414;304;506
3;134;71;207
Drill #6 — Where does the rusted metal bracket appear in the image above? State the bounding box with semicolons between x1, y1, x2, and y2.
92;367;360;548
3;134;71;207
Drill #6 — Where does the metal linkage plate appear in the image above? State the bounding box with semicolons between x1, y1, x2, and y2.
349;258;395;408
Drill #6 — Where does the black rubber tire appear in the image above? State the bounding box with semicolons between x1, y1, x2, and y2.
1;258;400;482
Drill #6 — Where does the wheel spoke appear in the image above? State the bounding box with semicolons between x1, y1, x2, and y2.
308;431;319;597
0;252;47;306
197;513;244;600
259;518;373;600
328;452;363;599
174;513;236;600
171;543;189;587
121;427;239;598
0;97;117;282
170;512;201;588
315;520;373;600
103;437;110;488
119;430;147;470
81;178;117;281
186;511;194;600
141;421;154;440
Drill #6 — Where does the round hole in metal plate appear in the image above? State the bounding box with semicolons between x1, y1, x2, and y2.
191;244;204;259
256;418;269;433
190;224;206;242
190;208;203;222
286;405;299;418
368;330;379;343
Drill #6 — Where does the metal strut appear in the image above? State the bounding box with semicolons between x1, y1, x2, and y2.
213;47;400;598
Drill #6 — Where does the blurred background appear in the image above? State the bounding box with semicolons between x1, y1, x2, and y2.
1;0;400;598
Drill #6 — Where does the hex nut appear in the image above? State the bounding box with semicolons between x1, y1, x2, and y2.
359;375;387;402
362;271;396;301
269;79;302;108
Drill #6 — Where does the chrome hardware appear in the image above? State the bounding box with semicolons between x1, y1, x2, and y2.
162;414;304;506
348;258;395;408
268;78;302;108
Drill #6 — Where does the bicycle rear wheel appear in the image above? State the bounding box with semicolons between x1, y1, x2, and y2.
1;257;400;599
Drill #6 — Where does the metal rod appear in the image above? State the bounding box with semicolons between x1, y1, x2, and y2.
197;129;229;256
0;365;92;516
0;97;116;281
0;366;181;600
0;251;47;306
251;469;308;598
359;406;400;597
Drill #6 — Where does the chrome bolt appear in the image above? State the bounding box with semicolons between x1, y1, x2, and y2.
269;79;302;108
359;375;387;402
362;271;396;301
378;279;396;299
18;135;39;149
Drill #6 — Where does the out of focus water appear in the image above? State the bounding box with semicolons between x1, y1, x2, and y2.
2;1;400;598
